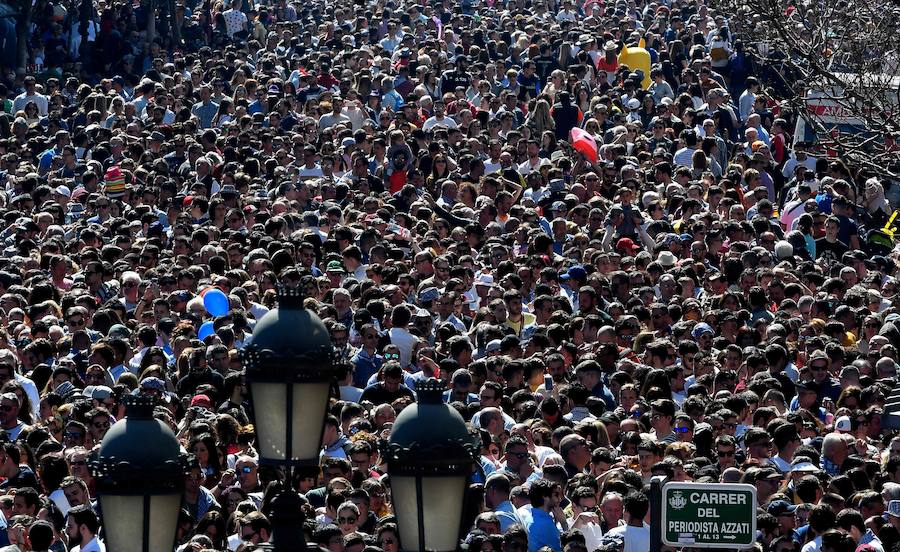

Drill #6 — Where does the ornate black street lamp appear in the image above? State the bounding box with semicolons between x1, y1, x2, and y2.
385;379;480;552
240;285;336;551
91;394;186;552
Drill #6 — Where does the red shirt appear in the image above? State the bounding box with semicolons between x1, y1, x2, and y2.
388;170;407;194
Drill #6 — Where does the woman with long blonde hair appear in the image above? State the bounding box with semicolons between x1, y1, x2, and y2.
525;98;555;135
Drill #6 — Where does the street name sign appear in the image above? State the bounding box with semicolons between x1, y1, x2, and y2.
661;482;757;548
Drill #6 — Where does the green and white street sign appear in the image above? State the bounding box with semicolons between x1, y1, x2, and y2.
661;482;757;548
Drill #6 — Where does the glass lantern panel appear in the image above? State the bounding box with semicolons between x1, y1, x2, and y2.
100;493;181;552
391;475;466;552
251;382;330;462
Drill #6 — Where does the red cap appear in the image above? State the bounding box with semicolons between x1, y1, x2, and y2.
191;394;212;408
616;237;638;254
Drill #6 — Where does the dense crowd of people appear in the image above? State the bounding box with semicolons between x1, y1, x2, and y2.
0;0;896;550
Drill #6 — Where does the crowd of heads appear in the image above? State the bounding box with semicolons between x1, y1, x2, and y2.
0;0;897;550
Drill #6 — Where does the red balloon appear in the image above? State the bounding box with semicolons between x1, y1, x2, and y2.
569;127;598;164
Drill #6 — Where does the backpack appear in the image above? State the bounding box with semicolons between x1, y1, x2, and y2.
710;45;728;62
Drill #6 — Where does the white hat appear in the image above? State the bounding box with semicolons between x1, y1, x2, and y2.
54;185;71;198
657;251;677;268
791;461;819;473
889;500;900;518
627;98;641;110
834;416;852;433
474;273;494;287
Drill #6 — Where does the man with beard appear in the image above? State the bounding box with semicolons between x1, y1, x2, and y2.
65;505;103;551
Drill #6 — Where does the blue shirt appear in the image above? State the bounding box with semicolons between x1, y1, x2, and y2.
351;349;383;388
518;506;562;552
495;501;522;532
38;146;61;173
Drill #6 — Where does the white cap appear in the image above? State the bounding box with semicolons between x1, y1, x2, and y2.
791;461;819;473
834;415;852;433
54;185;71;198
627;98;640;110
889;500;900;518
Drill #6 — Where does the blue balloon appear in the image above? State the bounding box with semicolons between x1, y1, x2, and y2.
198;321;215;341
203;289;229;317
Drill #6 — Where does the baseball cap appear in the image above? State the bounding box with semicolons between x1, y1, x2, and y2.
766;500;797;517
791;460;820;473
140;377;166;391
560;265;587;281
108;324;131;339
191;394;212;409
88;385;113;400
419;287;440;303
485;340;502;354
326;260;346;274
834;415;852;433
889;500;900;518
691;323;714;339
616;237;638;254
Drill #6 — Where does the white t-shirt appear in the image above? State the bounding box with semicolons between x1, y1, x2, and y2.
389;327;418;368
422;115;458;132
222;8;247;37
781;199;806;229
297;165;324;180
